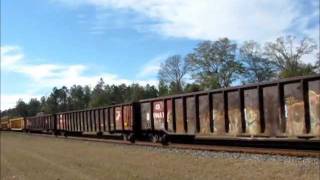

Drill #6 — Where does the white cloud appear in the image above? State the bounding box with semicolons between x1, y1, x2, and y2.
1;45;24;66
54;0;319;63
1;94;42;111
53;0;319;42
1;45;158;110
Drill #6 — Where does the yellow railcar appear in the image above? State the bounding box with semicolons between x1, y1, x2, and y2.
1;120;10;130
9;117;25;131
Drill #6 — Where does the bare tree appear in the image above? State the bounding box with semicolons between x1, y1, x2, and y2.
240;41;276;83
158;55;189;94
264;35;317;78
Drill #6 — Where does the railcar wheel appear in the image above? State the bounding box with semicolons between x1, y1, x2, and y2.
62;132;67;137
128;133;135;143
151;135;159;143
160;134;169;145
123;134;128;141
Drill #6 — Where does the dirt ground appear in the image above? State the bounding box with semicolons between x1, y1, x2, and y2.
1;132;319;180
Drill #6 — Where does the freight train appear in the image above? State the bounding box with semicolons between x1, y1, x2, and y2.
2;75;320;144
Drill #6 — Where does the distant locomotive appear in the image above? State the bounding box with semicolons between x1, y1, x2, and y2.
4;74;320;144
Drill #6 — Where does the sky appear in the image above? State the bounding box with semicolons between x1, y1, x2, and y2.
1;0;319;110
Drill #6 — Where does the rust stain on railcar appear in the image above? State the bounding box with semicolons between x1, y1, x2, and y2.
153;101;165;130
175;98;185;133
86;111;91;132
284;83;305;136
115;107;123;130
123;106;133;130
186;97;196;134
263;86;280;136
228;92;242;136
91;110;97;132
109;108;115;131
95;110;100;132
212;93;225;134
199;95;210;134
166;100;174;132
83;112;88;131
244;89;260;135
309;80;320;136
98;109;104;132
59;114;65;130
103;109;109;132
141;103;151;130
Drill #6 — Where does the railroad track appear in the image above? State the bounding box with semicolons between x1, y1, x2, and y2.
17;132;320;158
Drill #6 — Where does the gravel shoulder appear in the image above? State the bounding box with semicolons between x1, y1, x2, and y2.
1;132;319;180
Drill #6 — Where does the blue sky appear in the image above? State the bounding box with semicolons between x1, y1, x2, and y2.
1;0;319;110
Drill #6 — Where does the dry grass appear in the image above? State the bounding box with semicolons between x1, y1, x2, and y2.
1;132;319;180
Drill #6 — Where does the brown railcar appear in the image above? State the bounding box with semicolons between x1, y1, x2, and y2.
25;115;55;133
56;103;138;141
139;74;320;142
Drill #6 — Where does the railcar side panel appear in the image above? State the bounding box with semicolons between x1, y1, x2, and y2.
227;91;242;136
244;89;260;135
212;93;225;134
262;86;280;136
309;80;320;136
115;107;122;131
198;95;210;134
141;103;151;130
109;108;115;131
284;83;305;136
166;100;174;132
186;97;196;134
153;101;165;130
175;98;185;133
123;105;133;131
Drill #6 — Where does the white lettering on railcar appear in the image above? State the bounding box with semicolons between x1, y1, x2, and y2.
146;113;150;121
153;112;164;119
116;111;121;121
155;103;161;110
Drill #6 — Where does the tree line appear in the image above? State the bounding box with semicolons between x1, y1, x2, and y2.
158;36;319;94
1;35;319;118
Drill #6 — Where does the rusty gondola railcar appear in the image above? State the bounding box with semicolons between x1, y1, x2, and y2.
25;114;56;133
56;103;139;142
139;74;320;142
18;75;319;144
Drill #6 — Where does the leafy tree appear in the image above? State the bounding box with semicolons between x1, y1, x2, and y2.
90;78;109;107
158;55;189;94
27;98;41;116
15;99;28;117
158;80;169;96
264;35;317;78
0;108;17;118
187;38;243;89
126;84;145;102
184;83;201;93
83;85;91;108
240;41;276;83
45;86;69;113
143;84;158;99
69;85;91;110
